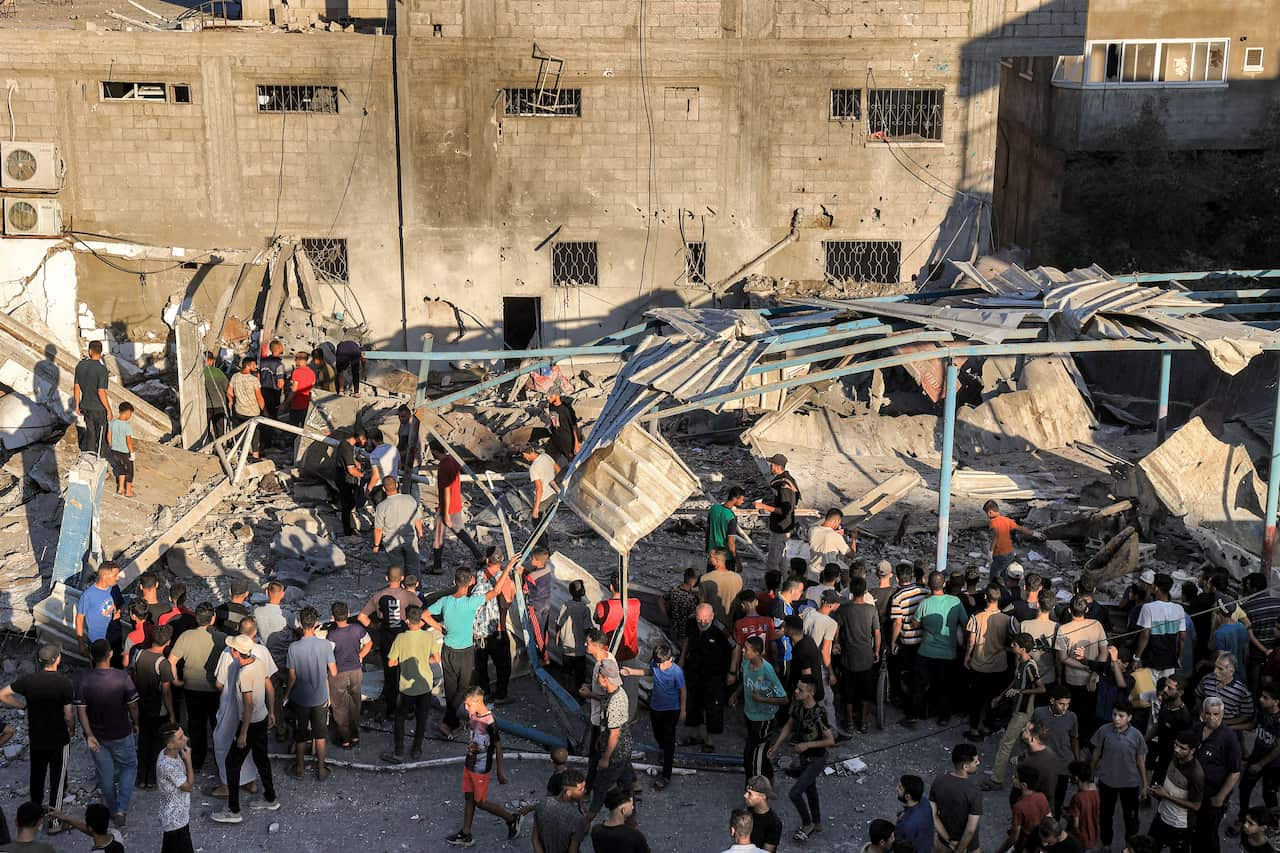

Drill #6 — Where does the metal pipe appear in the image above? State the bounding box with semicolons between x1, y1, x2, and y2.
1156;351;1172;444
496;717;568;750
1114;269;1280;283
365;344;630;361
935;361;958;572
1265;372;1280;574
415;332;433;408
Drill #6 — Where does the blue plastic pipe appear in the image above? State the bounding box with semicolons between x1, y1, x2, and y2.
936;361;958;573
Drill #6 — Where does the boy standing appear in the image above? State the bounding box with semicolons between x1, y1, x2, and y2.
983;500;1042;585
1091;703;1149;850
156;722;195;853
1063;761;1100;850
446;687;519;846
108;402;136;496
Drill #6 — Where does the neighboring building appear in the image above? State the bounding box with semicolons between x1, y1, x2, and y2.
995;0;1280;253
0;0;1084;353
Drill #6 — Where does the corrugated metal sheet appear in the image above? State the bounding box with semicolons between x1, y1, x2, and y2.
1133;311;1280;375
793;297;1031;345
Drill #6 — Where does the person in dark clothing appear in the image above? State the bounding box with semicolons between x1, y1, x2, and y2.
0;643;74;819
680;603;731;753
258;339;286;448
310;348;335;393
430;441;483;571
755;454;800;577
1149;674;1193;783
544;386;581;470
203;351;230;439
783;615;825;703
335;339;364;397
336;429;366;537
74;339;111;456
131;624;175;789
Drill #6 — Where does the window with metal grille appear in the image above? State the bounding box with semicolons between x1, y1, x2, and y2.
551;241;598;287
866;89;943;141
824;240;902;285
830;89;861;120
684;242;706;285
101;81;168;101
300;238;349;283
257;84;339;114
503;87;582;117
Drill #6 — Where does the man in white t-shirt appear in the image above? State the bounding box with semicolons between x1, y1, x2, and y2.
807;508;852;581
521;442;559;529
367;439;401;506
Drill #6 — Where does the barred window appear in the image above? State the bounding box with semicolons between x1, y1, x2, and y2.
552;241;599;287
824;240;902;285
503;87;582;117
830;88;861;120
684;242;706;285
867;89;943;141
257;84;339;114
300;238;349;283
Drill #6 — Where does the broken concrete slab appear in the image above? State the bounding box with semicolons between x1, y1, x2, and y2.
955;356;1096;457
1084;525;1140;583
277;507;338;540
0;391;60;451
164;541;223;579
270;524;346;573
1044;539;1074;566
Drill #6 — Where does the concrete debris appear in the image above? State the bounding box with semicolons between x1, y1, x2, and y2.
270;524;346;573
0;391;60;451
1083;525;1140;582
955;357;1096;457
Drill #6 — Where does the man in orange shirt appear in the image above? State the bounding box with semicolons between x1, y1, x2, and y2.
984;499;1043;585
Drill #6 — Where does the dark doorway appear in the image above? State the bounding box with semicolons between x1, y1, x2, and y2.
502;296;541;367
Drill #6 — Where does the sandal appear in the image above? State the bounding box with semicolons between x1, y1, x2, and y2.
653;777;670;791
793;827;813;843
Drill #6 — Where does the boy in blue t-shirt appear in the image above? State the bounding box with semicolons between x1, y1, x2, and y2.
107;401;136;496
622;643;686;789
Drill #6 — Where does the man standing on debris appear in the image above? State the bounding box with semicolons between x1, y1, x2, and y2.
358;566;422;718
284;351;315;427
226;358;264;461
334;428;367;538
73;339;111;456
0;643;75;822
755;455;800;576
984;500;1044;585
701;547;745;630
520;442;559;528
708;486;746;563
544;385;581;471
310;348;334;394
522;547;557;663
75;638;140;829
76;561;125;667
681;603;732;754
367;433;401;506
372;477;424;573
807;510;852;582
167;603;224;772
335;339;364;397
203;351;230;439
430;440;484;572
284;607;336;780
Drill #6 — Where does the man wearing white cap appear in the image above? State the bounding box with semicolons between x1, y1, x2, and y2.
755;455;801;575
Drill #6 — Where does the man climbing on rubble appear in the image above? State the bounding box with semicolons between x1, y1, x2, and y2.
226;358;264;461
372;477;424;573
984;500;1044;586
544;385;581;471
755;454;800;576
335;339;364;397
708;486;745;563
73;339;111;456
520;442;559;546
367;433;401;506
431;440;484;572
522;547;557;664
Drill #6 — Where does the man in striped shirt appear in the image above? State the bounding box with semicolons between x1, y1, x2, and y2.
1244;572;1280;686
1197;652;1254;731
889;563;928;726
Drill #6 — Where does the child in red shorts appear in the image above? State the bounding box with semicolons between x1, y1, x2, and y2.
446;687;519;847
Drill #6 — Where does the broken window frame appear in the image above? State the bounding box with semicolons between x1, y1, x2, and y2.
865;89;943;142
829;88;862;121
502;87;582;117
683;241;706;286
256;84;340;114
100;81;169;102
551;241;599;287
823;240;902;286
1052;38;1230;88
300;237;349;284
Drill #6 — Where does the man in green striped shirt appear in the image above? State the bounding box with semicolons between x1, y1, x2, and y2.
707;486;745;566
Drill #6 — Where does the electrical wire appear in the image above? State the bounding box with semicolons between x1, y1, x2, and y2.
325;39;379;238
269;109;287;240
69;233;213;275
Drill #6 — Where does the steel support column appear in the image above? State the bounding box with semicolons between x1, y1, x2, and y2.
936;360;958;572
1156;351;1172;444
415;332;433;408
1264;372;1280;573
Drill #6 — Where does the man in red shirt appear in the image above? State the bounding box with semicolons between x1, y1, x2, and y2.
595;574;641;663
984;499;1043;585
729;588;776;681
285;351;316;427
430;441;483;573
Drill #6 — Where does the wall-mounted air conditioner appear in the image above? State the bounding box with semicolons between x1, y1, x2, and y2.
3;197;63;236
0;141;64;192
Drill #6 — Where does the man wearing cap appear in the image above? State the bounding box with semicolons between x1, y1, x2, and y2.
372;477;424;573
544;386;581;471
212;635;280;823
1135;572;1186;680
806;509;851;582
868;560;895;629
755;455;801;576
984;499;1044;586
587;657;634;820
519;442;558;525
744;776;783;853
0;643;74;822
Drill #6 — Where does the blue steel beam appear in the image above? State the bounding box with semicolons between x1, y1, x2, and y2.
1156;352;1172;444
936;361;958;573
1266;374;1280;573
1116;270;1280;283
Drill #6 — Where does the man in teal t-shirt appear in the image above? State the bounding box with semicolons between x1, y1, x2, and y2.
730;636;787;780
427;561;515;736
707;487;745;562
915;571;966;725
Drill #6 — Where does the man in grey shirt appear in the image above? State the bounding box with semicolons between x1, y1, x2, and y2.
284;607;337;781
253;581;291;733
372;477;424;572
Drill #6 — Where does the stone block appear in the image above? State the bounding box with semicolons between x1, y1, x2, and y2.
1045;539;1073;567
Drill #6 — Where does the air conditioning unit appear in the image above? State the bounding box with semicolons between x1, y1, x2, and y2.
3;198;63;237
0;141;64;192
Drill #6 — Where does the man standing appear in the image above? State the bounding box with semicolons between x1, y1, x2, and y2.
1197;652;1254;730
382;605;442;763
965;584;1012;740
258;340;286;419
284;607;336;780
595;573;642;664
1148;674;1193;784
661;569;701;649
1147;731;1203;853
73;339;111;455
367;434;401;506
801;590;842;734
590;789;650;853
520;442;559;528
75;561;124;665
1091;702;1149;851
522;547;557;663
755;454;800;576
1238;682;1280;818
0;644;74;820
473;551;516;703
544;385;581;470
744;776;783;853
708;486;745;562
335;339;364;396
1135;574;1185;679
895;774;933;853
984;499;1042;585
284;350;315;427
586;659;635;821
75;639;140;828
931;743;983;853
130;623;175;790
681;603;732;753
915;570;966;725
215;577;252;637
211;635;280;824
167;603;224;772
834;577;880;734
226;358;264;460
988;635;1048;794
806;509;852;581
156;722;196;853
1194;696;1243;853
335;428;366;538
722;809;768;853
729;636;786;782
428;563;514;737
769;579;804;679
358;565;420;717
430;441;484;571
889;562;928;725
372;477;424;573
1015;589;1059;693
532;767;586;853
203;351;230;439
326;602;370;748
700;547;744;629
1057;595;1109;740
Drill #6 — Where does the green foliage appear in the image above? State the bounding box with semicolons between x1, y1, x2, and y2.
1032;104;1280;273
